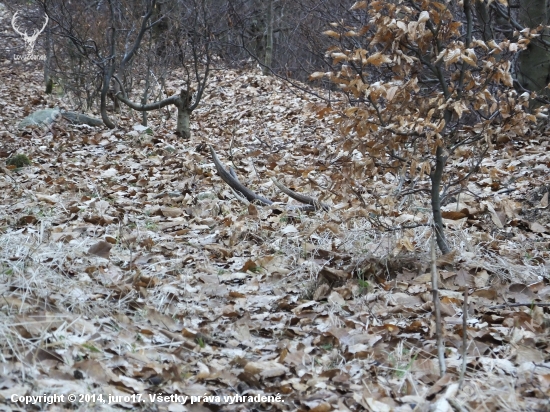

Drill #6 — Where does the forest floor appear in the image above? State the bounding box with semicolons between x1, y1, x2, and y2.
1;27;550;412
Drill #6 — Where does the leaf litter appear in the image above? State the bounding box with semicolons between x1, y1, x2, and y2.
0;64;549;411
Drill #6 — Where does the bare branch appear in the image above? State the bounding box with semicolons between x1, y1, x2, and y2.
121;0;157;68
271;178;329;211
491;2;550;49
484;303;550;309
116;91;179;111
210;146;329;212
210;146;273;206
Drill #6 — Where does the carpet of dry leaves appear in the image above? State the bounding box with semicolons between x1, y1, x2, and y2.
1;48;550;412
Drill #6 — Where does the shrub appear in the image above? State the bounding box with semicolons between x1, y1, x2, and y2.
311;0;544;253
6;154;31;169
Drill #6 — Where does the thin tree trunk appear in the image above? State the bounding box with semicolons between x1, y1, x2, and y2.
262;0;273;75
100;69;116;129
141;71;150;126
431;146;450;255
176;107;191;139
474;0;493;42
115;88;189;137
44;27;53;94
517;0;550;106
101;6;116;129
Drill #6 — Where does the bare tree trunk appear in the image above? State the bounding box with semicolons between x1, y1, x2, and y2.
431;146;450;255
474;0;493;42
176;88;192;139
517;0;550;105
176;107;191;138
262;0;273;75
44;26;53;94
100;4;117;129
248;0;267;63
116;88;193;138
141;70;150;126
101;69;116;129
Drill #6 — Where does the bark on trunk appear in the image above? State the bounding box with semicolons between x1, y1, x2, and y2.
474;0;493;42
100;72;116;129
176;107;191;139
262;0;273;75
44;27;53;94
101;22;116;129
517;0;550;106
141;70;150;126
431;146;451;255
116;88;192;138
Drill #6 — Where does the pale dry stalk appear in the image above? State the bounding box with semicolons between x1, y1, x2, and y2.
431;235;446;376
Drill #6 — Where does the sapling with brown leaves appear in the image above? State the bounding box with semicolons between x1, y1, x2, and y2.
310;0;545;254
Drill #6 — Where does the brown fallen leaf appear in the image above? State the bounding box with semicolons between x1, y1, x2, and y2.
35;193;58;204
529;221;548;233
247;203;258;216
237;371;261;388
436;249;458;265
310;403;332;412
313;284;330;300
88;240;112;259
240;259;259;272
244;361;288;378
484;201;503;228
319;266;350;282
0;165;16;180
441;210;468;220
455;268;474;288
18;215;37;225
105;235;117;244
160;206;183;217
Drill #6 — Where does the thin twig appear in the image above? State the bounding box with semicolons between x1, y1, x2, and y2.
459;287;469;389
496;188;515;195
398;187;431;197
385;223;432;231
484;303;550;309
229;129;235;161
431;236;446;377
449;398;469;412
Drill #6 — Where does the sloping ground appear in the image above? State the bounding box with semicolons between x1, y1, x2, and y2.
0;55;550;412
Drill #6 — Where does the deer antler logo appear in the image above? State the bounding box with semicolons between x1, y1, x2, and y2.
11;11;49;56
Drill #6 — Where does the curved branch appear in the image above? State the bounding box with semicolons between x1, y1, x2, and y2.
271;178;329;211
491;2;550;49
210;146;273;205
121;0;156;68
116;92;179;111
210;146;329;212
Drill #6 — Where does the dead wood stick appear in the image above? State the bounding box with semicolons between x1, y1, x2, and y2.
459;287;469;389
431;235;446;377
210;145;327;211
484;302;550;309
